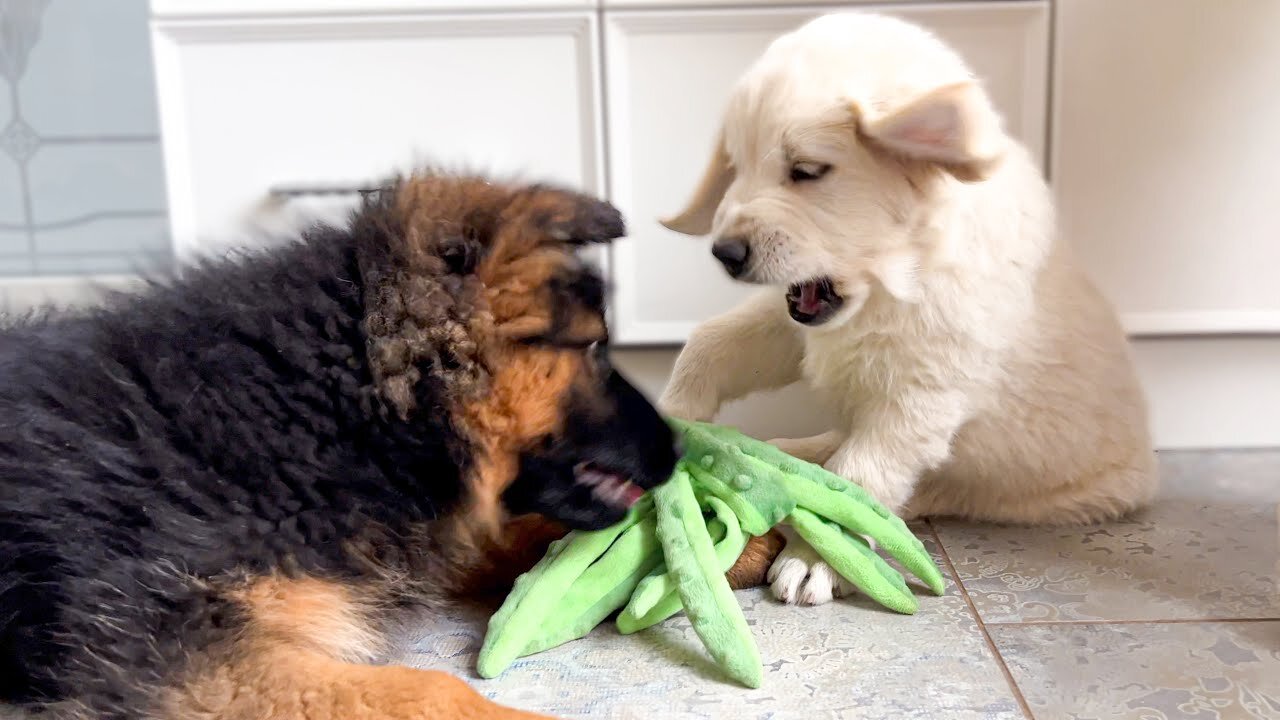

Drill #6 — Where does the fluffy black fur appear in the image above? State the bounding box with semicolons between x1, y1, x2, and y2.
0;178;677;717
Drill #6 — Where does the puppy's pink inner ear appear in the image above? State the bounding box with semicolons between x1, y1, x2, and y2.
864;82;1006;180
882;103;962;153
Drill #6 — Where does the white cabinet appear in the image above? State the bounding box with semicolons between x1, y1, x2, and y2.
151;1;1047;335
605;2;1049;343
152;10;603;259
1053;0;1280;336
144;0;1280;447
1049;0;1280;448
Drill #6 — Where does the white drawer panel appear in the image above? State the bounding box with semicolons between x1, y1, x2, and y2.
152;12;602;258
152;1;598;19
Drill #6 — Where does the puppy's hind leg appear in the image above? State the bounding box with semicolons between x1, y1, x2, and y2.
166;576;553;720
173;644;551;720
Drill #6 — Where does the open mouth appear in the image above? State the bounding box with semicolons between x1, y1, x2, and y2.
785;277;845;326
574;462;647;510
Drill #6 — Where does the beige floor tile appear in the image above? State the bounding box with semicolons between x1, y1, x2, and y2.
990;621;1280;720
393;536;1024;719
933;496;1279;623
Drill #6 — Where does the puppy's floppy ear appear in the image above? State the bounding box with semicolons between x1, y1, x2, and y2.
660;127;735;236
862;82;1007;182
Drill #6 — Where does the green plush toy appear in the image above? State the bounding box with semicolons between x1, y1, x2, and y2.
476;419;945;688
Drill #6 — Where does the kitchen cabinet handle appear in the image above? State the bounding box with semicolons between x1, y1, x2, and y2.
268;182;385;198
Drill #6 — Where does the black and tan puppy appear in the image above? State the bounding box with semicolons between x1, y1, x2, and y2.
0;174;679;719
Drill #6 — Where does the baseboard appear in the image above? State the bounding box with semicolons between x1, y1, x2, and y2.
614;340;1280;451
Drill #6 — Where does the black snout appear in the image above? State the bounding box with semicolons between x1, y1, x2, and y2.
711;237;750;278
504;366;680;530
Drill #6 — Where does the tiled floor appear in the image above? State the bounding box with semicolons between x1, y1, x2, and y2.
2;451;1276;720
926;450;1280;719
395;449;1280;719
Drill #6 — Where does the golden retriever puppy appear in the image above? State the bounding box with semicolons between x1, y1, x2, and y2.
659;13;1157;605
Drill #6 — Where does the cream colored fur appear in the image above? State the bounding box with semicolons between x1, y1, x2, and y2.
658;13;1157;605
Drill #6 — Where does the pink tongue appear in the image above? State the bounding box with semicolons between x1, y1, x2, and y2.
622;483;646;507
799;283;823;313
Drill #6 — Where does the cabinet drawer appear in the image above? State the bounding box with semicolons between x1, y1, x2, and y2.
605;2;1049;344
604;0;1005;7
152;11;603;258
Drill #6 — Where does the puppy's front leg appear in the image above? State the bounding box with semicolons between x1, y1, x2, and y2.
824;387;970;513
660;291;803;421
769;388;970;605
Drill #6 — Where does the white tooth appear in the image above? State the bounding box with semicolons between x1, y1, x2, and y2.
589;477;620;506
595;481;611;503
607;478;628;505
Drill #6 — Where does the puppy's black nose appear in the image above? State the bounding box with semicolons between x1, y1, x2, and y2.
711;237;750;277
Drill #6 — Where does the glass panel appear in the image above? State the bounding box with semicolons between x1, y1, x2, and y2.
0;0;172;277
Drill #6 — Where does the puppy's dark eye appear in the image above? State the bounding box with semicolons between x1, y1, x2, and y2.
789;162;832;183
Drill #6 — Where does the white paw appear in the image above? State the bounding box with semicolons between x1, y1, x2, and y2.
766;534;855;606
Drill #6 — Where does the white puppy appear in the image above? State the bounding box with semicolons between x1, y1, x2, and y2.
658;13;1157;605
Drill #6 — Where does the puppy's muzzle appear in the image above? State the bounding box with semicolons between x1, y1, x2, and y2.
711;237;750;278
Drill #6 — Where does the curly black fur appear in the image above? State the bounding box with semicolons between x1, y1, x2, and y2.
0;175;677;718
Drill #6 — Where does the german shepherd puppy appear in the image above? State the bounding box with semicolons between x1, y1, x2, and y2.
0;174;679;719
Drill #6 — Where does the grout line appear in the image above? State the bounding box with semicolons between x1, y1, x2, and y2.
987;617;1280;627
928;521;1037;720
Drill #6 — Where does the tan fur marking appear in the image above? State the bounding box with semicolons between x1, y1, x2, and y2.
374;176;610;556
171;642;553;720
455;514;568;597
457;346;584;538
228;576;382;663
168;576;554;720
453;188;605;540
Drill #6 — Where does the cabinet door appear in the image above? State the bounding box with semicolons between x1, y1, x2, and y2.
151;11;603;259
605;2;1049;344
1054;0;1280;336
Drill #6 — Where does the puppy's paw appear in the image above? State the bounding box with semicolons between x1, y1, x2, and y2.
766;536;855;606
